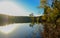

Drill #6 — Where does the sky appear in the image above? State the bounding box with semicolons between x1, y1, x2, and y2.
0;0;52;16
14;0;41;16
0;0;42;16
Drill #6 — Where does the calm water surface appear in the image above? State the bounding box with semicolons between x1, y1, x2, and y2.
0;23;44;38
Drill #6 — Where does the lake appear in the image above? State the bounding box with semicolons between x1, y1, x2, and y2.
0;23;44;38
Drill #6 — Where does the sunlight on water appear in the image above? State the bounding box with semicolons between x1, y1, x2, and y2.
0;23;20;34
0;23;43;38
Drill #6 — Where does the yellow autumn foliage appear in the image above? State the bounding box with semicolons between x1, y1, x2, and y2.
42;14;47;20
46;7;52;13
53;8;59;15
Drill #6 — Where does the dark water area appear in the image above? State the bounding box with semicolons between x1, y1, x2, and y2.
0;23;44;38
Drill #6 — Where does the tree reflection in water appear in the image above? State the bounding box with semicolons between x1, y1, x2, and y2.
29;23;44;38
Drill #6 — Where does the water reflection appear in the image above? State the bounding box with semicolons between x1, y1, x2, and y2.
0;23;44;38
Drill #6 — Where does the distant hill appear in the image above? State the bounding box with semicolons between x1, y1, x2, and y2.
0;14;42;26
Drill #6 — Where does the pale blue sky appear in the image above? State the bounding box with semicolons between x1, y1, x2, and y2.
14;0;41;15
0;0;52;16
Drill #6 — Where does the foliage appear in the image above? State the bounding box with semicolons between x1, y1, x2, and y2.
40;0;60;38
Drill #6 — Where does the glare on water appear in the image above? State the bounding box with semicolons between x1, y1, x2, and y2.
0;24;19;34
